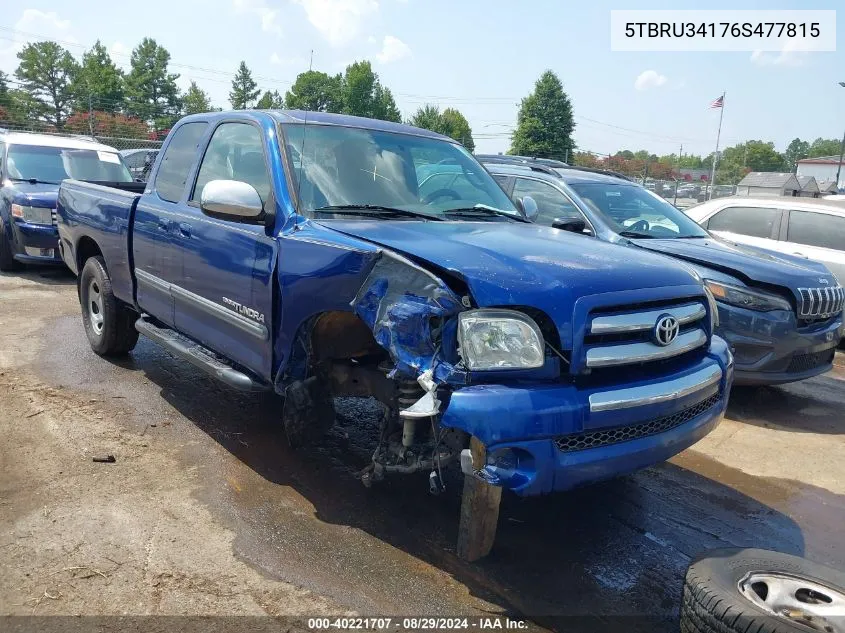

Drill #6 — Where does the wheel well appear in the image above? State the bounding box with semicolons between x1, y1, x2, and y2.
310;311;385;363
76;236;103;272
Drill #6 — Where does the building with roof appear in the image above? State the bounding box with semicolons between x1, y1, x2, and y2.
796;155;844;191
817;179;840;195
796;175;820;198
736;172;800;197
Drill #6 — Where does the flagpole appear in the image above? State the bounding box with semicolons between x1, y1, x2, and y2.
708;91;725;200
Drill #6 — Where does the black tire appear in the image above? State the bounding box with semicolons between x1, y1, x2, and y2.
0;225;22;272
79;256;139;356
681;548;845;633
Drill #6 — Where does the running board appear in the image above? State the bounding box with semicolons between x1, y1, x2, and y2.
135;317;271;392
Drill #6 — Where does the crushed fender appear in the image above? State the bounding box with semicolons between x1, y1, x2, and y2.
351;251;465;382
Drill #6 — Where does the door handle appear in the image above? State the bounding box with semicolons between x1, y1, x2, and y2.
793;252;806;258
178;222;192;237
158;218;170;231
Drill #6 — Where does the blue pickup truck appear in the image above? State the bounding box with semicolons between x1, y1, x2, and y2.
483;161;844;385
57;110;733;557
0;131;134;271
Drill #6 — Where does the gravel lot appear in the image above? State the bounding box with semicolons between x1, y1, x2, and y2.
2;267;844;631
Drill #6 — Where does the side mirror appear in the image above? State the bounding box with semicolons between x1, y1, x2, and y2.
200;179;263;220
552;217;587;233
518;196;539;221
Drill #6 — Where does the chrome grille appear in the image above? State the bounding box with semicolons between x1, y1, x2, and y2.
583;300;708;370
51;208;58;226
798;286;844;319
555;392;722;453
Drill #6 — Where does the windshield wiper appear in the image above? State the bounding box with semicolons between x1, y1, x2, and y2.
314;205;442;221
9;177;61;185
674;235;709;239
442;205;527;222
619;230;655;239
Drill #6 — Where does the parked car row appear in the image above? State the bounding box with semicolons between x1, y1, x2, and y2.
3;114;842;560
477;157;843;384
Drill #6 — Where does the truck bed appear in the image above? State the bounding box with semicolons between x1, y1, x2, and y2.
56;179;143;305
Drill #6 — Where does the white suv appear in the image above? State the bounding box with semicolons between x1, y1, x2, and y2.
686;197;845;284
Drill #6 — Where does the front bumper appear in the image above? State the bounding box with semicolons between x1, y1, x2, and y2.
8;220;62;265
441;337;733;497
715;303;842;386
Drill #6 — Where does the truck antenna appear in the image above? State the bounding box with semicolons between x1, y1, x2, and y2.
293;49;314;232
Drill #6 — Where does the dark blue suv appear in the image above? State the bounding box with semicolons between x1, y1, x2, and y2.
484;160;843;385
0;131;133;271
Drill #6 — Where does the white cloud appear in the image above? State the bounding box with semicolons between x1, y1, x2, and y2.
233;0;282;37
750;44;806;67
294;0;379;46
634;69;668;91
367;35;377;44
270;52;308;67
375;35;410;64
0;9;75;74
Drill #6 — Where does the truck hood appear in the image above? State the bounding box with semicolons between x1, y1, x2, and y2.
7;182;59;208
634;236;838;290
323;220;703;332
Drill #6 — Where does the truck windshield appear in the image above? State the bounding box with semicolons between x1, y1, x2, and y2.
7;145;133;184
568;182;710;239
282;123;520;220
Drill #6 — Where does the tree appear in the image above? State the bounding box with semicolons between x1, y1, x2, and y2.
284;70;343;112
183;81;214;114
71;41;124;114
510;70;575;161
784;138;810;171
229;61;260;109
808;137;842;158
14;41;79;129
408;104;475;150
256;89;284;109
341;61;401;122
125;38;181;130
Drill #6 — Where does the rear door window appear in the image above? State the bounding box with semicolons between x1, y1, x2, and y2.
155;122;208;203
512;177;582;225
787;210;845;252
706;206;781;239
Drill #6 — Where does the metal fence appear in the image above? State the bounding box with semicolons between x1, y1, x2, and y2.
0;124;163;152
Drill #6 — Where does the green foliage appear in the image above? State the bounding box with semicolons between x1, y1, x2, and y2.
408;104;475;151
808;137;842;158
784;138;810;170
71;41;124;113
256;89;284;109
183;81;214;114
15;41;79;129
284;70;343;112
229;61;260;109
125;38;181;129
510;70;575;161
341;61;401;122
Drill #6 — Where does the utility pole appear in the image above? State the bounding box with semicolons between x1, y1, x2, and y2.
674;143;682;207
836;82;844;191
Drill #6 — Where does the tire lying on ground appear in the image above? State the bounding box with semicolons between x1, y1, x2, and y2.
681;548;845;633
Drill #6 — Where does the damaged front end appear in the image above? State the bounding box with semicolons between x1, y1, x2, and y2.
281;250;470;490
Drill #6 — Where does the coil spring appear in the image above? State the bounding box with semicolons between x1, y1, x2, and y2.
398;378;424;409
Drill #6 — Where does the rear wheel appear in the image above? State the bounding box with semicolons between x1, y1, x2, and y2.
79;256;139;356
0;225;22;272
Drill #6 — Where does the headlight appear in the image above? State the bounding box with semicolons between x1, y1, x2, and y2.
11;204;52;224
457;309;545;370
705;279;792;312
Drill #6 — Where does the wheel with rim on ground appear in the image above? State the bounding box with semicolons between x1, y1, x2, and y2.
79;256;139;356
0;225;22;272
681;548;845;633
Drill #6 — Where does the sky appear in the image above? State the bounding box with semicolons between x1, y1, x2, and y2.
0;0;842;158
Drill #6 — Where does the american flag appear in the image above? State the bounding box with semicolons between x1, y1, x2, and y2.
709;95;724;109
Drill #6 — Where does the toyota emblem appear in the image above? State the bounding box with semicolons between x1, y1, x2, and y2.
653;315;680;347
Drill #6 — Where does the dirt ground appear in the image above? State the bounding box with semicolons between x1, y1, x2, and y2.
2;267;844;631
